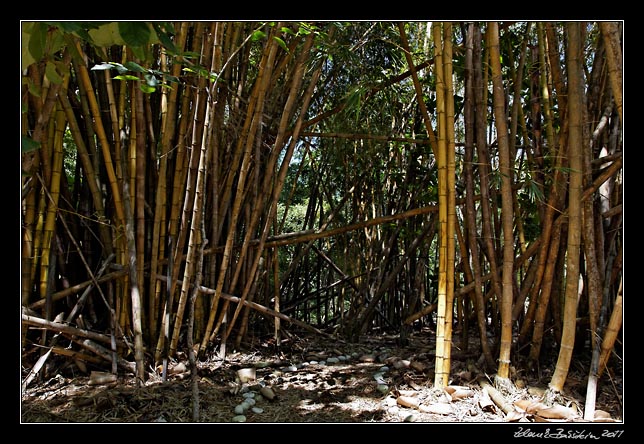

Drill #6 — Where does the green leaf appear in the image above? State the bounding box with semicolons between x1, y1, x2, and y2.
114;74;140;81
181;51;200;60
49;28;66;55
111;62;129;75
123;61;147;73
21;23;36;69
45;61;63;84
152;22;177;54
28;22;47;62
22;135;41;153
118;22;151;47
273;36;289;52
91;63;115;71
57;21;103;33
251;30;266;41
88;22;125;46
140;83;156;94
129;45;147;62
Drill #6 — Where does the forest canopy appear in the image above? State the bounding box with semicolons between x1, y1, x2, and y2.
21;21;622;417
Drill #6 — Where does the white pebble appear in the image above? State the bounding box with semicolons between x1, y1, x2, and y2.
232;415;246;422
251;407;264;414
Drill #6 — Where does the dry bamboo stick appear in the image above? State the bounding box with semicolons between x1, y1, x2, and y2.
22;311;126;348
156;275;338;341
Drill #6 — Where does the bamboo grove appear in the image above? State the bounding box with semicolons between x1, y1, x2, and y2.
21;21;622;408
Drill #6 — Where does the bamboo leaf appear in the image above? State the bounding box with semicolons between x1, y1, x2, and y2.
273;36;289;53
28;22;47;63
114;75;140;81
118;22;151;47
21;23;36;69
90;63;115;71
152;22;177;54
124;61;147;73
88;22;126;46
45;61;63;84
251;30;266;41
140;83;156;94
22;135;41;153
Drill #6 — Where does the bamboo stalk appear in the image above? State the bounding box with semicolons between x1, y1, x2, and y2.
488;21;515;381
549;22;584;393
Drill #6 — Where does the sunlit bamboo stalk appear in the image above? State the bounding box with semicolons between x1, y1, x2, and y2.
548;21;584;395
432;22;449;388
488;22;514;383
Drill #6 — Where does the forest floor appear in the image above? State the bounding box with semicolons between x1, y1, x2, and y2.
20;328;623;426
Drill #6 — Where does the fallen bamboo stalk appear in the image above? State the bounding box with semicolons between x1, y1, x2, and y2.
156;275;340;341
22;310;126;348
28;269;129;310
478;376;515;415
77;339;137;374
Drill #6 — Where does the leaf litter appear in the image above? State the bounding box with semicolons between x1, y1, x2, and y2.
21;331;622;423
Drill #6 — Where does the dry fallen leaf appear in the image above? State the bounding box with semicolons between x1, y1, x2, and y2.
397;395;420;409
594;410;613;421
536;404;579;420
419;402;452;415
445;385;474;400
478;389;496;412
505;410;526;422
410;361;427;372
397;389;418;398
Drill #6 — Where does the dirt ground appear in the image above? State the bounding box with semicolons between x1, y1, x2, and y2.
20;330;623;427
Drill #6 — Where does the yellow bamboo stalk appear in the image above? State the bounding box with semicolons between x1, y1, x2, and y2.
226;26;313;339
201;24;279;352
432;22;449;389
153;84;192;363
38;104;66;300
597;277;622;378
148;21;189;339
170;23;219;356
21;186;37;307
29;188;46;295
67;35;125;229
442;22;456;385
170;24;219;357
154;22;206;363
549;21;584;393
